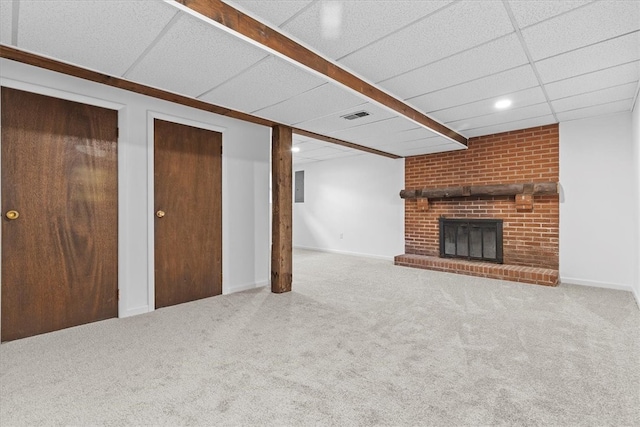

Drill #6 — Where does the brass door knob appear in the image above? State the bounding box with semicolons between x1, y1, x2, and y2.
5;210;19;220
156;210;165;218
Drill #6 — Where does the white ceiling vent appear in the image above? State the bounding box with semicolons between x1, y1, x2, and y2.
341;110;370;120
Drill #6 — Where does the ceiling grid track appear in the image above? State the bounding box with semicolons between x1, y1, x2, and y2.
502;0;558;122
122;11;183;79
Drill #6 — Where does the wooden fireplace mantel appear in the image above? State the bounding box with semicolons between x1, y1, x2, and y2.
399;182;558;211
399;182;558;199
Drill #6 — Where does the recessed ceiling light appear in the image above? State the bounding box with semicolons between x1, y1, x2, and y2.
291;147;300;153
495;99;512;109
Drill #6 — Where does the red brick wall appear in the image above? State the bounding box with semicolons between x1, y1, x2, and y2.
404;125;559;270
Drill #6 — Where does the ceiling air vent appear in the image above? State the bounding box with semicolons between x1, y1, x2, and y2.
341;110;370;120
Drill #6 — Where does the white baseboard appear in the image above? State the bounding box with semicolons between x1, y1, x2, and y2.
120;305;150;318
224;280;269;295
560;276;633;292
294;245;395;261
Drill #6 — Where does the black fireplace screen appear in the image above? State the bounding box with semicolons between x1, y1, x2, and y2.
439;218;503;263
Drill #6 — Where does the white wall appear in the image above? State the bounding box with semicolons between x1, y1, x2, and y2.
632;98;640;304
293;154;404;260
559;112;636;292
0;59;271;318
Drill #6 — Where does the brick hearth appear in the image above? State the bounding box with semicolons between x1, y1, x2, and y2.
394;254;559;286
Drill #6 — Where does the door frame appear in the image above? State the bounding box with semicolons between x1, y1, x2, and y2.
146;111;226;311
0;77;126;317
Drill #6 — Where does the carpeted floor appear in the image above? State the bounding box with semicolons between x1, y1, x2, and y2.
1;249;638;426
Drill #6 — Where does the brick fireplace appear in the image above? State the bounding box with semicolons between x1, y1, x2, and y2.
394;124;559;286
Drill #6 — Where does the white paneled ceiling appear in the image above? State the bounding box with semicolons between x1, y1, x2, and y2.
2;0;639;163
408;65;540;113
551;82;638;113
508;0;595;28
430;87;547;124
330;115;422;144
294;102;396;135
379;34;529;100
534;32;640;83
464;115;557;139
252;82;365;125
520;1;639;61
280;0;453;60
126;13;268;97
16;0;178;76
199;55;326;113
544;61;640;100
292;134;362;165
555;99;634;123
338;0;514;83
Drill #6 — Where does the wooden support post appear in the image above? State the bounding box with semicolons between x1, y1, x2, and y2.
271;125;293;293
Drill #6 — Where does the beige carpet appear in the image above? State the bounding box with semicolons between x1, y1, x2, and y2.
1;249;638;426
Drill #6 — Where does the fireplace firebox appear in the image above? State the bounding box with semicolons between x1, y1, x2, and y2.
439;218;503;263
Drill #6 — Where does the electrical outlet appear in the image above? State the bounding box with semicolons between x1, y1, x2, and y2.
340;233;344;239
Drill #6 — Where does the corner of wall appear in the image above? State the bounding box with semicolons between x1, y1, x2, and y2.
631;91;640;308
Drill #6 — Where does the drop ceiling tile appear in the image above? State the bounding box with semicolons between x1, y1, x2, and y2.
330;116;418;143
226;0;314;27
298;146;349;157
318;150;363;160
282;0;452;60
253;83;364;125
545;61;640;100
448;103;553;132
551;82;638;113
295;102;396;135
430;87;547;123
409;65;539;112
507;0;594;28
17;0;178;76
535;32;640;83
380;34;528;100
293;156;319;165
555;99;634;122
522;1;640;61
294;141;328;152
375;137;443;152
397;142;464;157
0;1;11;44
463;115;556;138
199;55;325;113
128;13;267;97
339;0;513;83
358;126;441;148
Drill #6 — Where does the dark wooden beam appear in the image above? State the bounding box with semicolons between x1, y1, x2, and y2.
0;45;275;127
175;0;468;147
1;44;402;159
271;125;293;294
293;128;401;159
400;182;559;199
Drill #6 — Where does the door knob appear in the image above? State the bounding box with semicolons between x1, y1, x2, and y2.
5;210;19;220
156;210;165;218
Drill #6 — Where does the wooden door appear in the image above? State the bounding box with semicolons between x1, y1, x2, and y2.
1;87;118;342
154;119;222;308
